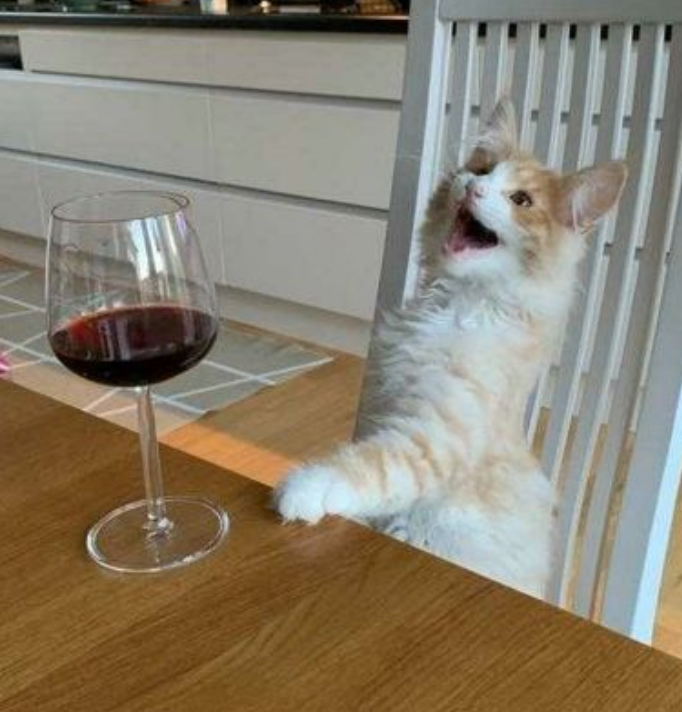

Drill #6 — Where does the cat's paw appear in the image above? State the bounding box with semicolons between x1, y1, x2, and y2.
274;465;357;524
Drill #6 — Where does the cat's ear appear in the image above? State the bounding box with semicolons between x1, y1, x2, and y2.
468;98;518;169
559;161;628;233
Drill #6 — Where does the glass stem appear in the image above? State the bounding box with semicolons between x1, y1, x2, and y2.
137;385;172;537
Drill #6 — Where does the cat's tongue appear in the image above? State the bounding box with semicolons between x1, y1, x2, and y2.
445;210;499;254
446;227;472;253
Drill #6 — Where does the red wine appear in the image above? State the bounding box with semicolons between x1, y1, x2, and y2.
50;305;218;387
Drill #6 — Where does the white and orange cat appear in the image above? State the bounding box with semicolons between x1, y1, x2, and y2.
274;99;627;598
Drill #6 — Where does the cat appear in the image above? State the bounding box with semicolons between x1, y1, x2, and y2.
274;99;627;599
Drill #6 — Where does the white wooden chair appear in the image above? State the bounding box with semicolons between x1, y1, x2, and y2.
361;0;682;643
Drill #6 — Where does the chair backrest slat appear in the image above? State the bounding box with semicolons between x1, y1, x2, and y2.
480;23;510;122
510;23;540;148
534;24;571;165
445;22;479;168
562;25;602;172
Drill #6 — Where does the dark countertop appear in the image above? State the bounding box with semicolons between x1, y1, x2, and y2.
0;2;409;32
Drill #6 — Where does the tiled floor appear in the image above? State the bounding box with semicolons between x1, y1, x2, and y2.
0;261;332;434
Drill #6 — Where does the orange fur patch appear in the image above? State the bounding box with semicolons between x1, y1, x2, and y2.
504;156;574;276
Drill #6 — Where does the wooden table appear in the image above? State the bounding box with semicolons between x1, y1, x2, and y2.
2;381;682;711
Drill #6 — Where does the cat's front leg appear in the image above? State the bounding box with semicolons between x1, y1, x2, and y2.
274;434;430;525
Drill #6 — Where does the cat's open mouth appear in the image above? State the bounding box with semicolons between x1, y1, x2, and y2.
445;208;500;255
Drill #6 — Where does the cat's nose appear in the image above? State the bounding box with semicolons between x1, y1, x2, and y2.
466;181;486;200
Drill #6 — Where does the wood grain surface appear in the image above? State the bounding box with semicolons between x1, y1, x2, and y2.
3;381;682;712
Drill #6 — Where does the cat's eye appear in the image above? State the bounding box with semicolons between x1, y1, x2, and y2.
510;190;533;207
471;165;492;176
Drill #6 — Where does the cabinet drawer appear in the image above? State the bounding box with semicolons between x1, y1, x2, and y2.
24;74;211;181
37;160;224;282
0;150;44;237
20;29;208;86
207;32;405;100
221;194;385;319
211;94;399;210
20;29;406;101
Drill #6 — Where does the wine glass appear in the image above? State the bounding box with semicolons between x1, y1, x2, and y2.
46;190;229;573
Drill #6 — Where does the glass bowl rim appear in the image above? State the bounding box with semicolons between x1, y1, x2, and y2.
50;190;191;225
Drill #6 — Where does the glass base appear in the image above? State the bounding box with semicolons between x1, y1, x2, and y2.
86;496;229;573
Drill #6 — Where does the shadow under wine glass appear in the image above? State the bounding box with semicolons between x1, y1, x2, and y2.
46;191;229;573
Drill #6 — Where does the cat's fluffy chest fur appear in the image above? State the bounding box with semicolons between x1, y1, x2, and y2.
366;282;553;433
355;282;558;598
